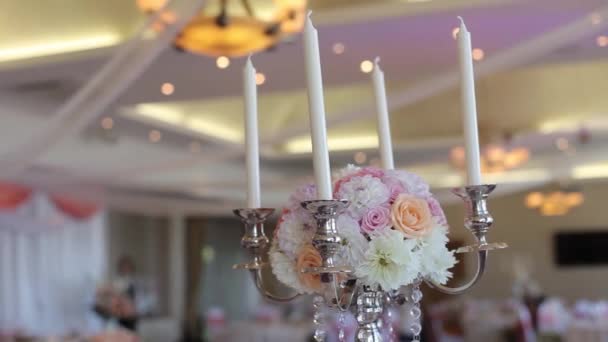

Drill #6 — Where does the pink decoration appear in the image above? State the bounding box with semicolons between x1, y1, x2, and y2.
0;182;31;209
51;195;99;220
361;206;391;234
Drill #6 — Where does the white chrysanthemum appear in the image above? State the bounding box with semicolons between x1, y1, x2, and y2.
276;213;315;258
333;164;361;180
338;215;369;267
286;184;317;227
337;175;390;219
420;243;457;285
419;222;449;246
418;224;457;285
269;244;311;294
355;229;421;290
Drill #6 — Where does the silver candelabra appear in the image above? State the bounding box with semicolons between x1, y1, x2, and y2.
232;184;506;341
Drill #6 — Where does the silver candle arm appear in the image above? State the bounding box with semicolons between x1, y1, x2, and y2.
425;184;506;295
426;250;487;295
251;268;301;302
232;208;301;302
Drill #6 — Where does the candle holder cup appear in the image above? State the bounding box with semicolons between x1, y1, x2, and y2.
232;207;301;302
300;199;353;282
232;208;275;270
452;184;508;253
425;184;507;295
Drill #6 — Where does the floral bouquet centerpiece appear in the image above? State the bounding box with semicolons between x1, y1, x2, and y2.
270;164;457;294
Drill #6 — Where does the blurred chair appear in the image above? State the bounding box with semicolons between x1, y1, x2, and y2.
205;307;226;340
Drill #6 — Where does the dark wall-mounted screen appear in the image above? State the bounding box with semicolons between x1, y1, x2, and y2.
554;231;608;266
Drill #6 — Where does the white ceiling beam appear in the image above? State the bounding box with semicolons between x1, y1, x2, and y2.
0;0;207;177
314;0;518;27
265;5;608;145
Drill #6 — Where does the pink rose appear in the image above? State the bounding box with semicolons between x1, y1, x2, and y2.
360;206;391;234
427;197;447;226
384;178;406;203
391;194;433;238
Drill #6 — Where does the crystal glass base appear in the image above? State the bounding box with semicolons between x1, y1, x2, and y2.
232;261;267;270
455;242;508;254
301;265;353;274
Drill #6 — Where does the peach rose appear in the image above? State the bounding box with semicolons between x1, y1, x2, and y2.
391;194;433;238
296;244;323;291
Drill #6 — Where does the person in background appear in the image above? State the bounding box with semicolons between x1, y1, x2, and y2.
94;256;140;332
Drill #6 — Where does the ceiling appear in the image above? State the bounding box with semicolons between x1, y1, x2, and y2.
0;0;607;215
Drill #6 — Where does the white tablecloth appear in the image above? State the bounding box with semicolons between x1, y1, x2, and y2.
565;321;608;342
211;321;311;342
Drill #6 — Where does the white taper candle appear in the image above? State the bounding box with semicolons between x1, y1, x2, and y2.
457;17;482;185
303;11;332;200
244;56;261;208
371;57;395;170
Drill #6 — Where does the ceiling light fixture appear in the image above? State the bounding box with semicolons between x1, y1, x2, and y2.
216;56;231;69
137;0;308;57
472;48;485;61
136;0;166;13
285;135;378;154
0;34;121;63
255;72;266;85
354;151;367;164
149;129;162;143
128;104;243;143
101;117;114;130
360;60;374;73
451;144;530;174
332;42;345;55
525;186;584;216
185;117;243;143
161;82;175;95
590;12;603;26
572;162;608;180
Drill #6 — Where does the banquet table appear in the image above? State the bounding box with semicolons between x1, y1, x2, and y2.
564;320;608;342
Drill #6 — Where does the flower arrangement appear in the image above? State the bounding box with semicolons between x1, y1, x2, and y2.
270;165;457;293
93;283;137;320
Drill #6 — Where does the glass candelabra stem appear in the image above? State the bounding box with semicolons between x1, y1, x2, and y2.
313;295;327;342
385;307;396;342
409;281;423;342
355;286;384;341
338;311;346;342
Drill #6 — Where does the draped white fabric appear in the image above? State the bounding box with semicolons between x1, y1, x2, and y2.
0;192;107;336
